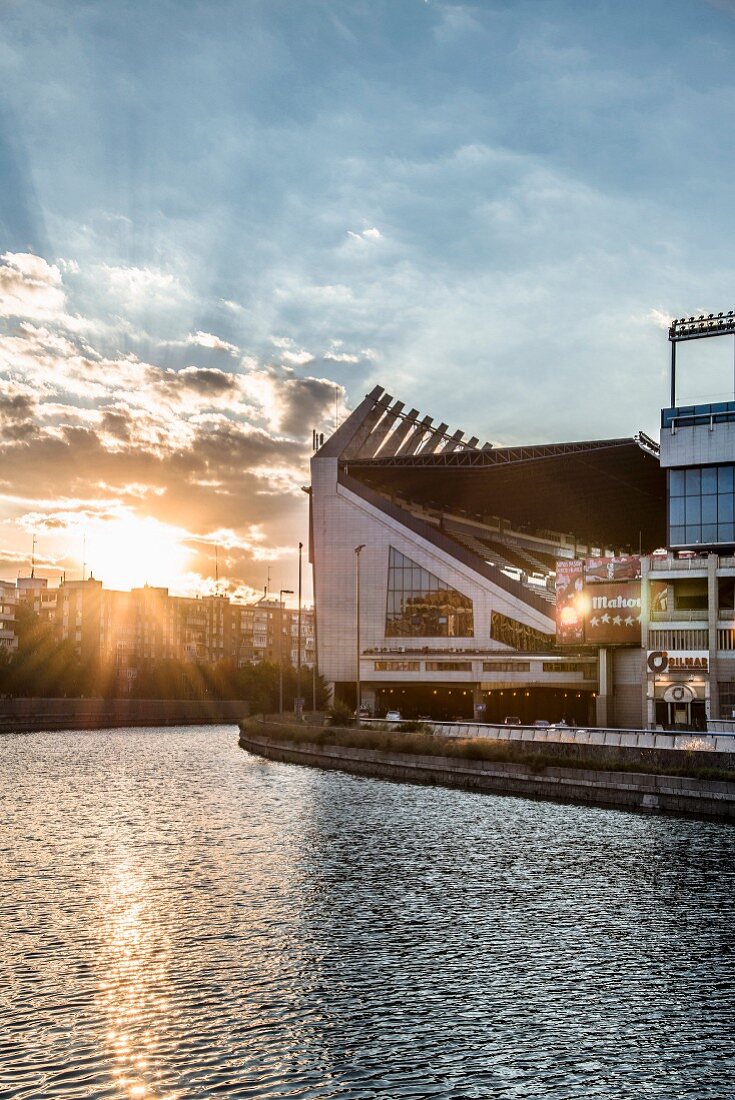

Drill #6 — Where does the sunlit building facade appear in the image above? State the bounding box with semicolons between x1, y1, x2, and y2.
0;581;18;652
2;576;314;692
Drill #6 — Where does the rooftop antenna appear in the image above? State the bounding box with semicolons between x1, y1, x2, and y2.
266;564;271;597
31;533;36;579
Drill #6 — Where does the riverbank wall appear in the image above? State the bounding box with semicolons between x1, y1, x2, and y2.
239;727;735;820
0;697;249;733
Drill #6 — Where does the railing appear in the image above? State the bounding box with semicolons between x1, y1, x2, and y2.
358;717;730;748
649;556;709;571
650;608;709;621
662;403;735;430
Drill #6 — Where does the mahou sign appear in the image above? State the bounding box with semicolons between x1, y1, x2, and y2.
556;556;642;646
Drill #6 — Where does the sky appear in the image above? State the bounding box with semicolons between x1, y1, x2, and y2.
2;0;735;599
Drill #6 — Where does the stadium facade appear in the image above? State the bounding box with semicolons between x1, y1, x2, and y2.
310;385;666;727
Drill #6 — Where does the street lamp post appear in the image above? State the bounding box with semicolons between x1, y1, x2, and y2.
296;542;303;719
278;588;293;715
354;544;365;724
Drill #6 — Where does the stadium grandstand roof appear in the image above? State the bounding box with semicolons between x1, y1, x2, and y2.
316;386;666;552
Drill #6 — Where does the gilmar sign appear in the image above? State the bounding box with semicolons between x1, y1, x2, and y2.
647;651;709;672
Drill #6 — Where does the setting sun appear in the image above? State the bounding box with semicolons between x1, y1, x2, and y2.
82;515;192;592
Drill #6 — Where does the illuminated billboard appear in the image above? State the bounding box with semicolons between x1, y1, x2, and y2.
555;556;642;646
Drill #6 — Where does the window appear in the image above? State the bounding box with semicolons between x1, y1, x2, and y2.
374;660;420;671
669;464;735;546
718;577;735;614
424;660;472;671
539;660;598;677
482;660;531;672
490;611;553;652
673;578;708;610
385;547;473;637
719;681;735;718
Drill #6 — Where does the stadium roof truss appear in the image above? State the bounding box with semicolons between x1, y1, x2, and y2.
316;386;666;553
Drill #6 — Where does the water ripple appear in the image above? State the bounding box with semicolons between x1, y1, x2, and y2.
0;726;734;1098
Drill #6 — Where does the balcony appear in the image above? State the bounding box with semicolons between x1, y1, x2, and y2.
649;555;709;573
650;608;709;622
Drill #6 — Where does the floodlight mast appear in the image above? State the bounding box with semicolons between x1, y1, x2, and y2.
668;311;735;407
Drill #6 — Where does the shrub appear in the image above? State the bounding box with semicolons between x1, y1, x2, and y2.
328;699;354;727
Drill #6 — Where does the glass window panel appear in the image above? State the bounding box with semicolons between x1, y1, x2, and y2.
669;469;686;497
719;494;734;523
385;546;473;637
669;497;686;526
702;468;718;494
702;524;718;543
670;525;686;544
686;525;701;544
718;523;735;543
719;466;734;492
702;495;718;524
685;468;701;494
685;496;701;524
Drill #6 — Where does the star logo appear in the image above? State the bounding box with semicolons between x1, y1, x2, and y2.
612;615;622;626
601;613;610;624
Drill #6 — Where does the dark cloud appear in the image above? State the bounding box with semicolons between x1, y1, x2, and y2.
0;391;35;420
151;365;242;399
99;406;133;441
278;376;343;437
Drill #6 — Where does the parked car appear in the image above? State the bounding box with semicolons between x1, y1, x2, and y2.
532;719;550;727
503;716;522;725
385;709;402;721
356;706;371;719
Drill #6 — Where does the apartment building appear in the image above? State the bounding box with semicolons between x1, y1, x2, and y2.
0;581;18;653
1;577;314;691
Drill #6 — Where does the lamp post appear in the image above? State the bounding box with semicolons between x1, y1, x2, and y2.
354;544;365;724
278;588;293;715
296;542;303;719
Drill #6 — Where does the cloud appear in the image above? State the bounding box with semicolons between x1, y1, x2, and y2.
0;256;321;594
646;308;673;330
347;226;383;242
277;376;345;437
0;251;66;321
97;264;186;310
271;335;314;366
186;330;239;353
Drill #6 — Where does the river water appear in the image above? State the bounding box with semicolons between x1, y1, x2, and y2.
1;725;734;1099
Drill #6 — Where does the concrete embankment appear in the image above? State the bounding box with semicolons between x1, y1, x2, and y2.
0;697;249;733
239;726;735;820
401;720;735;773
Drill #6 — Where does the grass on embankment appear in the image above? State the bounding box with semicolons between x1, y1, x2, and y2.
239;718;735;783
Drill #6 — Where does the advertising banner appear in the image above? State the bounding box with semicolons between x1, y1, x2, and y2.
585;581;642;645
584;555;641;584
555;556;642;646
555;560;585;644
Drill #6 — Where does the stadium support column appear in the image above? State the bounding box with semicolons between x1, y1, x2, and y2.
641;555;653;729
708;552;718;722
596;648;612;728
473;686;486;722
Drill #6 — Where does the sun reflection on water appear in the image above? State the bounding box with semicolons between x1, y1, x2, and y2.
98;863;173;1100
